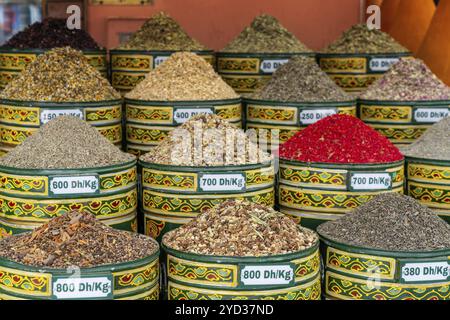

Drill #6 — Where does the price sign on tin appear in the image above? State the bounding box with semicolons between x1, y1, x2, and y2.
52;275;113;300
240;264;295;286
399;259;450;283
198;173;246;192
40;108;84;124
348;172;392;191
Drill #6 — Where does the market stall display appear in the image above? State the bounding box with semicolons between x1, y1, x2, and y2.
217;14;314;93
162;200;320;300
318;193;450;300
0;211;160;300
0;18;107;90
110;12;214;93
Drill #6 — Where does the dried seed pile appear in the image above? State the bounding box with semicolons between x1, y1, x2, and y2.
0;211;158;268
1;18;100;50
360;58;450;101
118;12;206;50
323;24;408;54
279;114;403;163
0;47;119;102
126;52;238;101
0;116;134;169
252;56;353;102
403;117;450;160
163;200;318;256
318;193;450;252
222;14;311;53
140;114;271;166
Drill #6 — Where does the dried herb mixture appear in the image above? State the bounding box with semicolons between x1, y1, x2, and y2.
163;200;318;256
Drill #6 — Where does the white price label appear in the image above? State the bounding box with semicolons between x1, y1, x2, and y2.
49;176;99;195
173;108;213;124
369;58;400;71
240;265;294;286
350;173;391;190
299;109;337;125
199;173;245;191
401;262;450;282
40;109;83;124
154;56;169;67
53;277;112;299
413;108;449;123
260;59;289;73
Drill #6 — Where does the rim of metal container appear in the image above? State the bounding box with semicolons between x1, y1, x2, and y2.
124;97;241;105
162;234;319;263
405;156;450;166
110;49;214;55
0;159;136;175
318;233;450;258
243;97;356;107
0;98;123;107
278;158;404;169
139;159;273;172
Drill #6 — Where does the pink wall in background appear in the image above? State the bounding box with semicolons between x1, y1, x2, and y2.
87;0;362;51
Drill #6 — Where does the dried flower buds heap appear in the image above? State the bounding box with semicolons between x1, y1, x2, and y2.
318;193;450;251
279;114;403;163
126;52;238;101
322;24;408;54
0;47;119;102
1;18;100;50
252;56;352;102
163;200;318;256
360;58;450;101
140;114;271;166
0;116;134;169
222;14;311;53
0;211;157;268
118;12;207;51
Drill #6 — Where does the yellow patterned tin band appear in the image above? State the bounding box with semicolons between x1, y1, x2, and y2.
328;74;382;92
217;57;260;74
0;265;52;297
112;258;159;295
325;271;450;300
367;123;429;143
407;181;450;210
326;247;396;280
360;104;413;123
407;162;450;184
220;74;271;93
111;54;153;72
318;57;367;74
116;283;159;300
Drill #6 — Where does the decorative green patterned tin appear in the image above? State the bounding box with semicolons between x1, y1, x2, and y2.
243;98;356;150
139;160;275;239
125;98;242;156
216;52;315;93
0;240;160;300
0;160;138;238
0;48;108;90
278;159;405;229
319;233;450;300
0;98;123;151
162;240;320;300
405;156;450;223
358;99;450;145
110;49;215;93
317;53;412;93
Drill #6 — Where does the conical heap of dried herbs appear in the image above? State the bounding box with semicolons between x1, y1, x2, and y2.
163;200;318;256
140;114;271;166
222;14;311;53
118;12;207;50
0;211;158;268
402;117;450;161
323;24;408;54
0;47;119;102
126;52;238;101
318;193;450;252
0;116;134;169
1;18;100;50
360;58;450;101
252;56;353;102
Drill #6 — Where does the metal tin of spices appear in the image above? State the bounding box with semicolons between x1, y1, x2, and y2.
139;161;275;240
0;48;107;90
278;159;405;230
0;242;159;300
316;52;412;93
244;98;356;150
0;98;123;150
110;50;215;93
125;98;242;155
358;99;450;145
217;52;315;93
0;159;138;237
162;238;320;300
318;233;450;300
